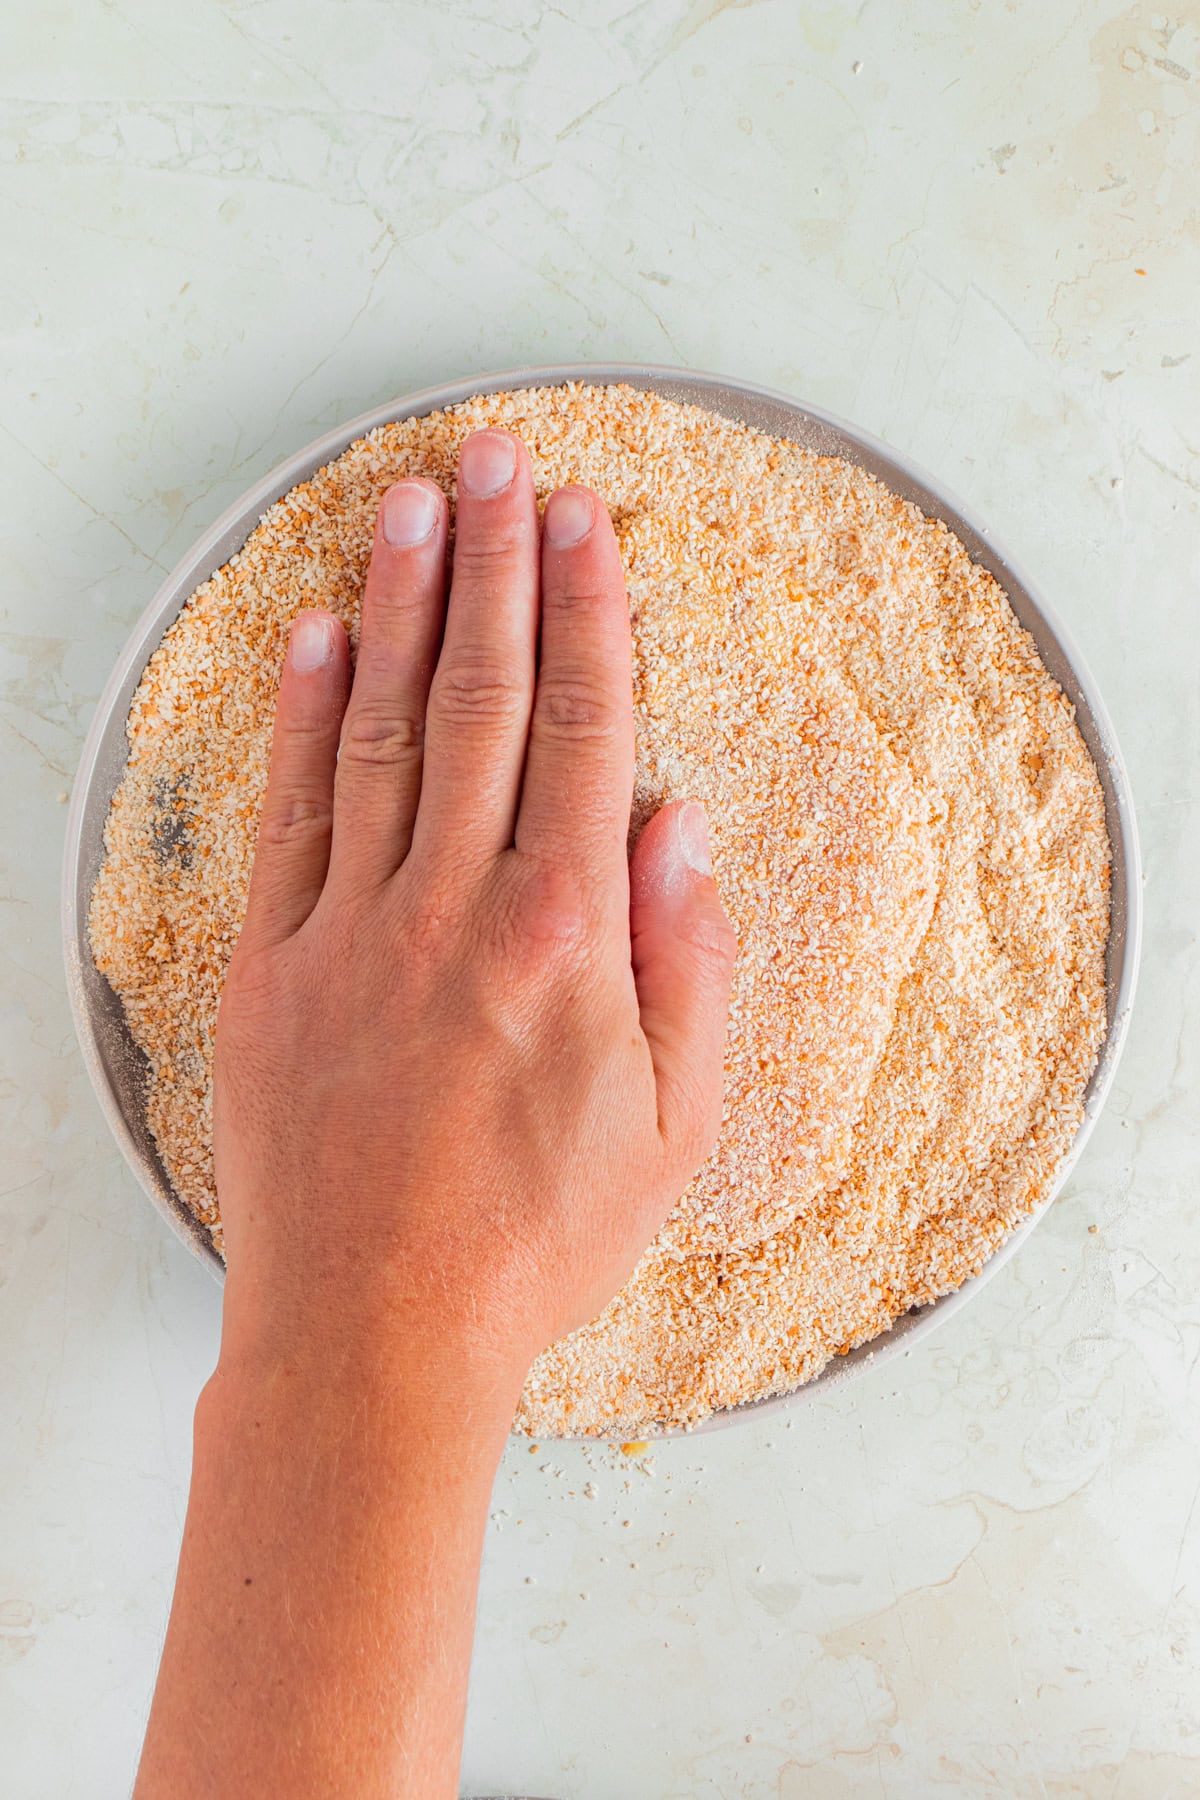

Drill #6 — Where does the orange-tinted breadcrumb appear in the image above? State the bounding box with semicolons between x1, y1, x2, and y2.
88;384;1111;1435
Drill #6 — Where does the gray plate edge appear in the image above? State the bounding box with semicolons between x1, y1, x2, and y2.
60;360;1143;1439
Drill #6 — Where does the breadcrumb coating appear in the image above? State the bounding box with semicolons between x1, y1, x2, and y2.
88;384;1110;1434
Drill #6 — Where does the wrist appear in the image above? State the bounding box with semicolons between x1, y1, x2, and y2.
211;1267;530;1446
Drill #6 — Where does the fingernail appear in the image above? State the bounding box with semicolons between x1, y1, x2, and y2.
678;802;712;875
544;487;594;548
459;430;517;498
382;480;439;546
291;612;335;673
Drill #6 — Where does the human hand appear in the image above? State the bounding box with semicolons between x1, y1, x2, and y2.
213;428;736;1399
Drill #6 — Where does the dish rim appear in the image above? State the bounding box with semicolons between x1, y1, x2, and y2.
62;360;1142;1438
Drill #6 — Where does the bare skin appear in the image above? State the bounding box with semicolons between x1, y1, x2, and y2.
134;429;736;1799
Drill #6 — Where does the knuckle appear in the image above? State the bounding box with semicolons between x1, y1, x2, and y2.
535;672;619;740
680;905;738;965
312;905;372;981
257;791;332;851
338;701;424;769
220;940;289;1024
279;708;333;744
272;712;336;772
396;879;462;960
451;530;532;586
543;578;614;615
406;905;451;959
499;857;589;955
431;656;527;727
663;1067;724;1162
362;585;432;629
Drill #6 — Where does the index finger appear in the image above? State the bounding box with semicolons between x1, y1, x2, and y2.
513;485;634;904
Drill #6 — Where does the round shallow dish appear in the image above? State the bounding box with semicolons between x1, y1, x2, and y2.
63;363;1141;1435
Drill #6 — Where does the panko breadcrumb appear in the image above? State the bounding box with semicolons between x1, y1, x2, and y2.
88;383;1110;1435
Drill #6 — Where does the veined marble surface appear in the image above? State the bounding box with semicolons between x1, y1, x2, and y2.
2;3;1197;1795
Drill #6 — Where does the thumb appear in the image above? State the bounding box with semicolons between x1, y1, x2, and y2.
629;801;737;1163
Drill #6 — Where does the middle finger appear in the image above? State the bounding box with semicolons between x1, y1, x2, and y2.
411;430;540;869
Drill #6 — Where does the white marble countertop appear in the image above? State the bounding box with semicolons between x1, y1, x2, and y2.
2;4;1197;1795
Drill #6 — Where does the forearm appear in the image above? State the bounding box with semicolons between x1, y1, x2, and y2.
135;1327;519;1800
133;436;734;1795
